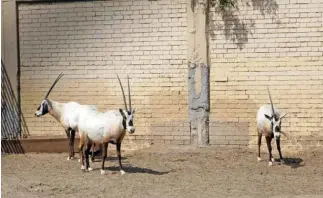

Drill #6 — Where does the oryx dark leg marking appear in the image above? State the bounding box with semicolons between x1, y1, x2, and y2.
84;141;92;171
266;136;273;164
276;138;283;161
116;142;125;173
69;129;75;158
91;143;96;162
101;142;108;174
65;128;72;160
257;130;262;160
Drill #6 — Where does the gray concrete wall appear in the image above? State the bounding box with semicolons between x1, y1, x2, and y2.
2;0;18;97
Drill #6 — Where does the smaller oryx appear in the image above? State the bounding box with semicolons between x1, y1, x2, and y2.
35;73;99;160
256;87;287;166
78;74;136;175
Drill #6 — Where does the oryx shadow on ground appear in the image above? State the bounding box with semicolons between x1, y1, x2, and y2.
280;157;304;169
87;154;173;175
105;165;173;175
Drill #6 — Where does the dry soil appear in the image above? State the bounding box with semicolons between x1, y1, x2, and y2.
2;145;323;198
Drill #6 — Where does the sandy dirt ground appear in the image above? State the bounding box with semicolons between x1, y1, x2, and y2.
2;145;323;198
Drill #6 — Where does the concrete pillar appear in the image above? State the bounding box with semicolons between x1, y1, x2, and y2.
187;0;210;146
2;0;19;97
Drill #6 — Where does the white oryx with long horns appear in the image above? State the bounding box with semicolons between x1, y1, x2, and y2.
256;87;288;166
35;73;99;160
77;74;136;175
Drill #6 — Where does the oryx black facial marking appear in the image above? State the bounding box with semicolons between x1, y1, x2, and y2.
119;109;127;130
35;99;52;117
119;109;135;133
42;101;49;115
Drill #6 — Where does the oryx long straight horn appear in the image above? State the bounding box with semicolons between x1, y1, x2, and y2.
116;73;128;112
44;73;64;99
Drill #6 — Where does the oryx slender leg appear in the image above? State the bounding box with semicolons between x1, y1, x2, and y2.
257;129;262;162
65;128;72;160
276;138;284;164
84;141;93;171
117;142;125;175
78;134;85;170
90;143;102;162
91;143;96;162
69;129;75;159
266;136;274;166
100;142;108;175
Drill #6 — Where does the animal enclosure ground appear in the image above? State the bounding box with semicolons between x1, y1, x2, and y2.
2;145;323;198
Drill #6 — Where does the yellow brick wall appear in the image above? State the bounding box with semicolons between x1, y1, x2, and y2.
18;0;190;146
209;0;323;149
17;0;323;149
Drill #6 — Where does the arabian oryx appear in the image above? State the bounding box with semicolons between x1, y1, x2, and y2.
256;87;287;166
77;74;136;175
35;73;100;160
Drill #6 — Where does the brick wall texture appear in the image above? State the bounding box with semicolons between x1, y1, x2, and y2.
18;0;190;148
209;0;323;150
18;0;323;150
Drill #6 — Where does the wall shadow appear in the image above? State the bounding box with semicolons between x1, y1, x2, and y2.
209;0;279;49
1;60;29;154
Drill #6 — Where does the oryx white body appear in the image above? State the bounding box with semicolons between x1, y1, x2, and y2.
43;100;97;130
35;73;101;160
256;87;287;166
77;74;136;175
78;109;126;143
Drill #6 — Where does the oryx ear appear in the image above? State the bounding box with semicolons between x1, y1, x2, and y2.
119;108;126;118
280;113;287;119
132;108;136;113
264;114;272;120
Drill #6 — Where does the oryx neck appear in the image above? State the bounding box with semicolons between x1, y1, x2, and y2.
119;111;127;131
48;99;64;121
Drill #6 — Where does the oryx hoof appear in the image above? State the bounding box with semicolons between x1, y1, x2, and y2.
83;167;92;172
257;157;262;162
100;169;106;175
81;165;86;170
268;161;273;166
67;156;75;161
271;158;275;162
120;170;126;175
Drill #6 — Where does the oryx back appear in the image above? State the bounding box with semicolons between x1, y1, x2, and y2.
61;102;97;130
